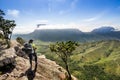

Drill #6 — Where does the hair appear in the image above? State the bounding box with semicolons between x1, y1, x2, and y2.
29;39;33;43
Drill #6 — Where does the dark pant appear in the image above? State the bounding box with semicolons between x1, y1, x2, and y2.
28;53;37;69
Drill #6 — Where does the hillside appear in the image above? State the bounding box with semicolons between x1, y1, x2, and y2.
1;39;120;80
13;27;120;42
13;29;83;41
0;40;77;80
36;40;120;80
74;40;120;79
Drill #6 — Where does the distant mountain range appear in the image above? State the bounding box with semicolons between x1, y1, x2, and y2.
13;26;120;42
92;26;115;33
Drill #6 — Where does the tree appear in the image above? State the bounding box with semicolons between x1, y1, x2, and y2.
0;9;5;19
0;9;16;48
0;9;5;39
50;41;79;80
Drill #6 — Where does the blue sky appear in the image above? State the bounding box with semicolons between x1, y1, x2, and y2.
0;0;120;33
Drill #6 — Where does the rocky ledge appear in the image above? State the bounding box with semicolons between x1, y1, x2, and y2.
0;41;77;80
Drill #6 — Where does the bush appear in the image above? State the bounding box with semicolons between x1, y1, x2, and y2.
0;33;4;39
16;37;25;45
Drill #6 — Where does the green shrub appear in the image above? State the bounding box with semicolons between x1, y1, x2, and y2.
16;37;25;45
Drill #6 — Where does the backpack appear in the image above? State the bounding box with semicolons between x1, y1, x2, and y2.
22;43;32;54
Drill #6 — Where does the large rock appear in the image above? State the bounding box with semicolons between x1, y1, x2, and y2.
0;40;21;67
0;55;67;80
0;48;16;67
0;40;77;80
0;41;67;80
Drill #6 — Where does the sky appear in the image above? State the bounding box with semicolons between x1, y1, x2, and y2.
0;0;120;33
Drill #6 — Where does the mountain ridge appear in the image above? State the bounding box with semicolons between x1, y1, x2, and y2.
92;26;115;33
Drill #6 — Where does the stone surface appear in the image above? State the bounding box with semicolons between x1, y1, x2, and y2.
0;55;67;80
0;40;77;80
0;48;16;67
0;40;67;80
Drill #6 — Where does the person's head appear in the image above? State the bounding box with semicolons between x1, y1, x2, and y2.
29;39;33;43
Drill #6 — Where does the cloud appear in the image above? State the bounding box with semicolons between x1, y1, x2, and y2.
58;0;78;15
48;0;78;15
35;20;49;23
7;9;20;17
13;20;49;34
83;10;108;22
13;26;33;34
13;21;118;34
84;16;99;22
48;0;66;13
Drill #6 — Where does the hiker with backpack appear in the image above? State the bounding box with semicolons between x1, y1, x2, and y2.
23;39;37;70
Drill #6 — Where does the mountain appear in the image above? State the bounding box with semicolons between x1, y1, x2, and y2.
13;29;83;41
92;26;115;33
31;29;83;41
13;27;120;42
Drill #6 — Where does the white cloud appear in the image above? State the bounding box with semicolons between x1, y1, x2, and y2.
13;22;118;34
34;22;95;32
13;25;35;34
83;10;108;22
35;20;48;23
7;9;20;17
48;0;66;13
58;0;78;15
13;23;78;34
84;16;99;22
13;20;49;34
48;0;78;15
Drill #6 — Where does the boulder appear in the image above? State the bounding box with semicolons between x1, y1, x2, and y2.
0;48;16;67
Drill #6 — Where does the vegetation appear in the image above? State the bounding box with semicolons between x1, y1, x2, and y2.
0;33;4;39
36;40;120;80
0;9;16;48
16;37;25;45
13;28;120;42
50;41;79;80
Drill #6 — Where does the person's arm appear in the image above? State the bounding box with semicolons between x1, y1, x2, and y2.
32;43;37;51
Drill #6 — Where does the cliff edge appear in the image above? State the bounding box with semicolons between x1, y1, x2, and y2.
0;41;73;80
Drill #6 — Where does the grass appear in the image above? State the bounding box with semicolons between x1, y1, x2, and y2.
35;40;120;80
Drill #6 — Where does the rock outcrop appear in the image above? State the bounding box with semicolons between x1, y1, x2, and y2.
0;55;67;80
0;41;70;80
0;47;16;67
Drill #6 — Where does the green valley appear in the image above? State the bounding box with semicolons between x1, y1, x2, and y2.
36;40;120;80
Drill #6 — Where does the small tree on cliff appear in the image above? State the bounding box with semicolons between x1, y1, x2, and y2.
0;9;16;48
50;41;79;80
